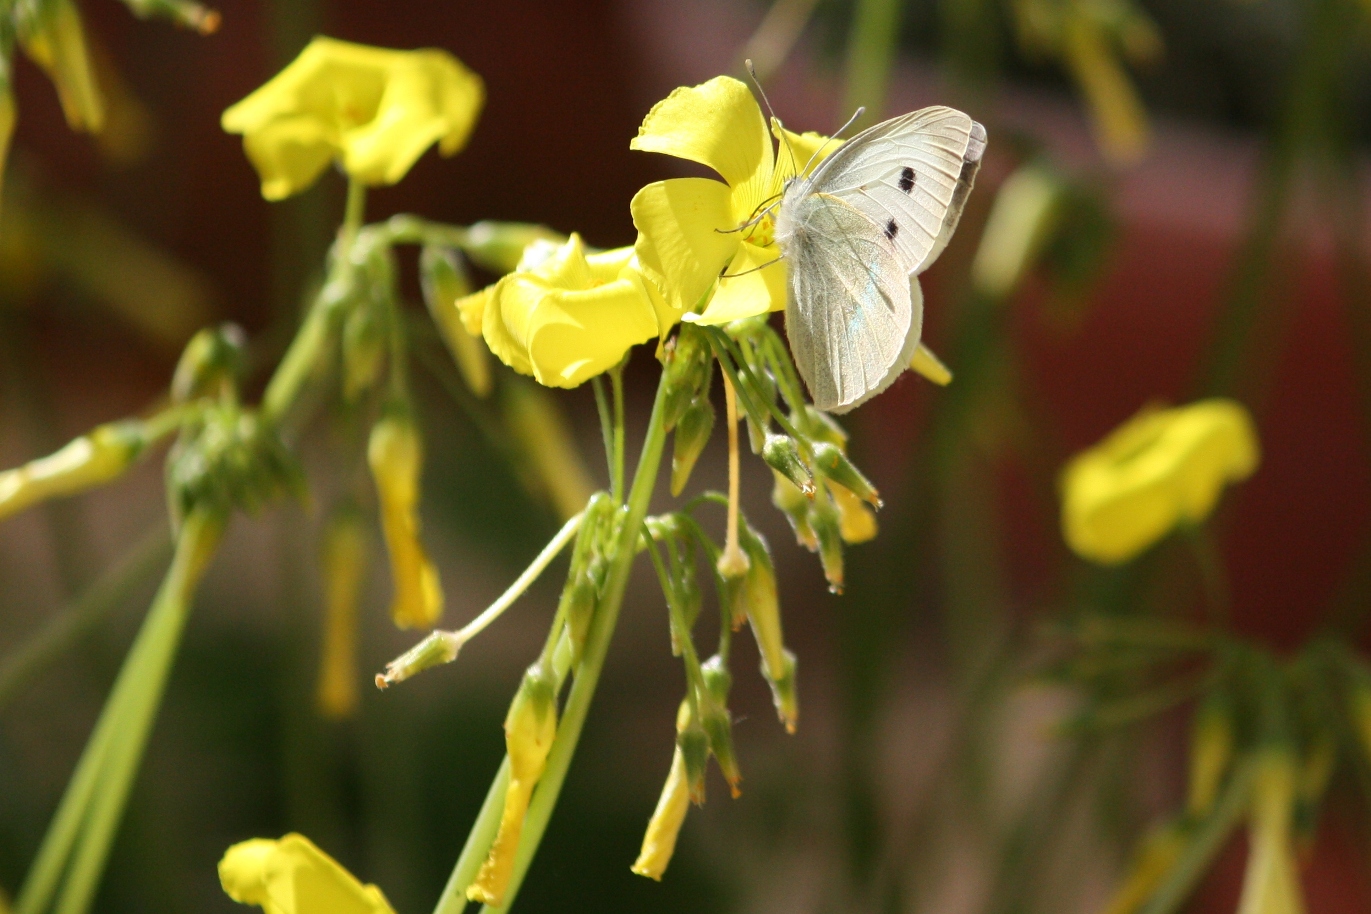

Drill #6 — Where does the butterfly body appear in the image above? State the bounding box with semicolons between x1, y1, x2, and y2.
774;106;987;413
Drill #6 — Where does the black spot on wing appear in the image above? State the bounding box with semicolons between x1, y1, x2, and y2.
898;167;915;193
884;218;898;241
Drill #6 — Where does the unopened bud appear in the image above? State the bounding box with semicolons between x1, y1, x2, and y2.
670;396;714;496
762;434;813;496
1237;748;1298;914
772;470;818;551
831;484;878;544
738;527;787;693
342;302;386;401
368;412;444;629
699;655;741;795
631;746;691;881
910;343;953;386
677;708;710;805
468;664;559;906
375;630;462;689
763;649;799;734
1100;821;1188;914
810;441;881;509
421;245;492;397
172;324;246;403
318;506;368;717
1186;690;1233;817
562;572;598;661
741;366;776;454
810;497;845;593
971;163;1064;299
0;421;147;521
463;221;565;275
18;0;104;132
662;325;712;432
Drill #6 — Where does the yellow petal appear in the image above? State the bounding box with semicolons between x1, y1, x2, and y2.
219;833;396;914
631;75;773;205
368;415;444;629
771;120;840;183
689;241;786;325
631;178;739;315
631;748;692;881
455;286;492;336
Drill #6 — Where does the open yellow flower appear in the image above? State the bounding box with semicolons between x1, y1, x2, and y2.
222;36;483;200
474;233;665;388
1061;398;1259;564
630;76;836;325
219;833;396;914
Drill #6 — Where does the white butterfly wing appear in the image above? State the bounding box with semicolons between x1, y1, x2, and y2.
806;107;986;276
782;190;923;413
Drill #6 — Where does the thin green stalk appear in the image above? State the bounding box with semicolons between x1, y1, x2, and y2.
1184;526;1230;627
341;179;367;250
611;366;626;506
0;526;172;713
591;377;615;496
433;758;512;914
16;510;224;914
448;369;670;914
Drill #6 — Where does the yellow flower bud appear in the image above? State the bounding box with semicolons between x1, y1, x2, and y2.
218;832;396;914
0;421;146;522
831;483;878;544
1187;690;1234;817
316;507;368;718
761;434;814;496
772;469;818;551
739;528;798;732
468;665;559;906
221;37;484;200
1062;11;1150;166
1237;750;1304;914
501;378;596;522
420;245;491;397
462;221;566;277
909;342;953;386
1061;399;1259;565
0;80;14;200
631;746;691;881
810;441;881;509
670;396;714;496
1101;820;1188;914
971;163;1063;298
367;413;443;629
19;0;105;132
810;495;845;593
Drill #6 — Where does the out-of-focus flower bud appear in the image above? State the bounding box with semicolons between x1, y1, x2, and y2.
341;301;387;402
0;421;147;522
1100;820;1188;914
1236;749;1302;914
1062;11;1150;166
671;396;714;496
740;360;776;454
421;245;491;397
317;505;368;718
167;406;304;521
172;323;247;403
810;441;881;509
1294;730;1335;850
219;832;397;914
762;434;814;496
676;702;710;805
810;496;845;593
631;746;691;881
502;378;596;522
468;663;559;906
463;221;565;276
700;655;741;795
0;77;15;202
1187;690;1233;817
971;163;1064;299
18;0;105;132
772;470;818;551
909;343;953;386
367;412;443;629
662;324;713;432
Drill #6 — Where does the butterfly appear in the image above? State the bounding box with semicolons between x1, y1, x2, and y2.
774;107;987;413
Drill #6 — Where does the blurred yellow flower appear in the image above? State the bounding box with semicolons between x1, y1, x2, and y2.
368;412;444;629
475;234;665;388
629;76;835;325
1061;398;1259;564
219;833;396;914
221;36;483;200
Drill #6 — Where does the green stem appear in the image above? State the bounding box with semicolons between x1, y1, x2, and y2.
611;365;626;505
16;510;224;914
1184;526;1230;627
342;178;367;249
0;526;172;713
430;369;670;914
591;377;615;496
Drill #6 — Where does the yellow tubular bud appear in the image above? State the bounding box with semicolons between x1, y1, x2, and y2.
1187;691;1234;817
670;395;714;496
0;79;14;201
218;832;397;914
0;421;146;522
739;527;797;732
772;469;818;551
970;163;1063;299
831;484;878;544
367;413;443;629
20;0;105;132
1237;750;1304;914
1101;821;1189;914
1062;11;1149;166
316;507;369;718
420;245;492;397
502;379;596;522
909;342;953;386
468;666;559;906
631;747;691;881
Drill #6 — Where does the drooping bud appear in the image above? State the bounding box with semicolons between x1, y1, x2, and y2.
1099;820;1188;914
18;0;104;132
971;162;1064;299
368;412;444;629
662;324;713;432
910;342;953;386
699;655;741;795
421;245;492;397
1235;748;1301;914
676;702;710;805
810;441;881;509
0;420;147;522
468;663;559;906
172;323;246;403
375;629;463;689
1186;689;1233;817
631;746;691;881
831;484;878;544
463;221;565;276
341;299;386;402
502;379;596;522
219;833;397;914
317;505;368;717
772;470;818;551
810;496;845;594
762;434;814;496
670;396;714;496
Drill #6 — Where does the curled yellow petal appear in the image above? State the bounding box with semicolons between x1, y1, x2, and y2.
1060;399;1259;564
222;37;483;200
631;747;692;881
219;833;396;914
367;413;443;629
631;178;740;316
690;241;786;325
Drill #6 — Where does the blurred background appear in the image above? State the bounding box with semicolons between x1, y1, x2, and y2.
1;0;1370;912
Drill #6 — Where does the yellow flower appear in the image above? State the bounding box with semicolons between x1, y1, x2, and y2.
1060;399;1259;565
476;233;664;388
629;76;836;325
219;833;396;914
221;36;483;200
368;412;443;629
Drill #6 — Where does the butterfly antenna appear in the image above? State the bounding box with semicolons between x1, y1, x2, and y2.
797;106;865;177
745;58;799;178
